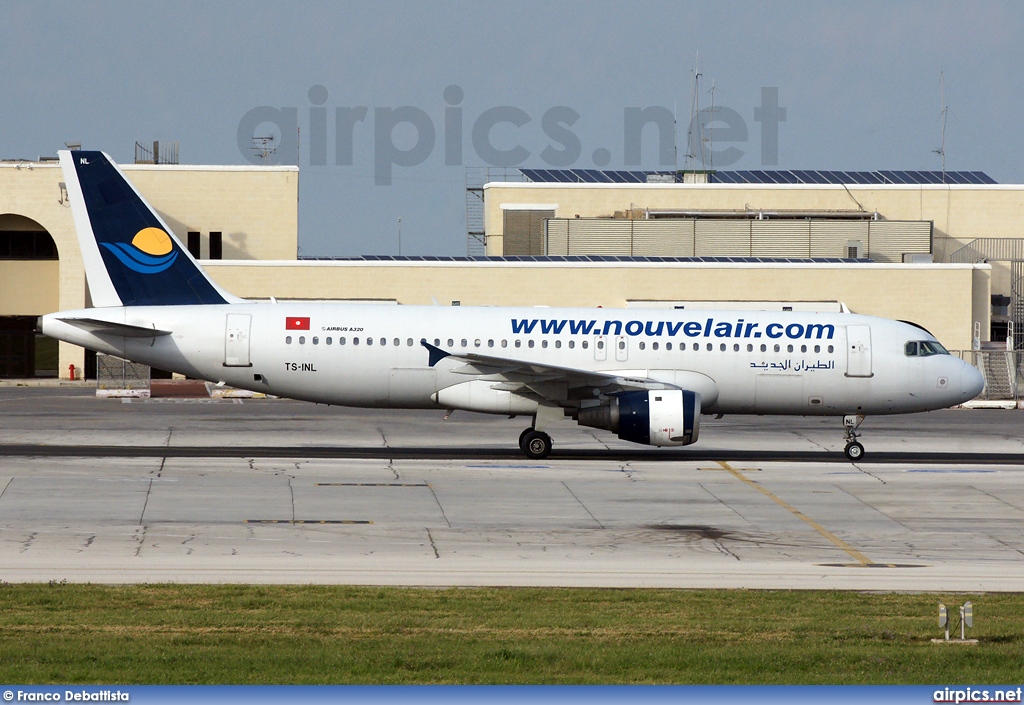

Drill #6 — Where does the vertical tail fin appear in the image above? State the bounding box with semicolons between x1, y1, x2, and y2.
58;150;240;307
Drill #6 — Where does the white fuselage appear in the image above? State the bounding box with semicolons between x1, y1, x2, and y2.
43;303;982;417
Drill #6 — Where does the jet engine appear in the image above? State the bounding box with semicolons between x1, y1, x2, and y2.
577;389;701;446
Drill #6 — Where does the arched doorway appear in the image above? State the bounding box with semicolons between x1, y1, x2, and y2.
0;214;60;378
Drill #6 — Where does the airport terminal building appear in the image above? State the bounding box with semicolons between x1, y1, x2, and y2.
1;156;1021;381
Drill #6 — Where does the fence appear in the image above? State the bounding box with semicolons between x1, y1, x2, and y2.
953;350;1023;402
96;353;151;398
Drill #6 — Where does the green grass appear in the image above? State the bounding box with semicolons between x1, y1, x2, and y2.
0;584;1021;683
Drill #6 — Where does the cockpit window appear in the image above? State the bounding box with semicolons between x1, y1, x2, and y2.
905;340;949;357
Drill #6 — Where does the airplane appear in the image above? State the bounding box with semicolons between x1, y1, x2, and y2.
41;150;985;461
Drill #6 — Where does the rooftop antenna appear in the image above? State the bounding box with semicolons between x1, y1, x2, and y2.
706;79;716;171
251;135;277;161
932;72;947;183
684;52;702;170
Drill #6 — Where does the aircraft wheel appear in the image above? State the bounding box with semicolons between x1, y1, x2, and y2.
844;441;865;461
521;430;553;460
519;427;533;448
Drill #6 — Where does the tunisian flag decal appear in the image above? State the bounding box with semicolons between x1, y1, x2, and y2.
285;316;310;330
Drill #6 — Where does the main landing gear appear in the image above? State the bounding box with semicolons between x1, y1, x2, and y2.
842;414;865;461
520;428;553;459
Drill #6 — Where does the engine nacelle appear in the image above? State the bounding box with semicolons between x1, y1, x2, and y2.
433;380;538;415
577;389;701;446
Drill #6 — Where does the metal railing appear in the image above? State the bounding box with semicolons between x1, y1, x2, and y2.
952;350;1023;402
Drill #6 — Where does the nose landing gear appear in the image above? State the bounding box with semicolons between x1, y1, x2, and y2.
843;414;865;460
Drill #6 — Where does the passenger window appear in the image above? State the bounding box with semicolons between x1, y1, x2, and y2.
760;344;766;352
286;336;292;345
597;341;604;349
501;340;507;348
720;343;726;352
639;342;646;350
340;337;346;345
555;340;561;349
488;339;494;347
461;339;467;347
582;341;589;349
787;344;793;353
367;338;373;346
706;343;712;351
542;340;548;348
800;344;806;353
774;344;780;352
515;340;521;348
299;336;306;345
448;338;454;347
433;338;440;346
652;342;659;351
353;337;358;345
666;342;672;351
528;340;535;348
568;340;575;349
474;339;481;347
827;345;834;353
407;338;413;346
312;337;319;345
814;345;820;353
619;341;626;350
394;338;400;346
746;344;753;352
733;344;739;352
326;337;332;345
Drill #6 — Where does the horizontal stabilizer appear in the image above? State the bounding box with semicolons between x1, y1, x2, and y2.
58;317;172;338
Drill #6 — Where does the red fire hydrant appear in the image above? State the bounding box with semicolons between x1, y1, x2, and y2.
69;364;76;381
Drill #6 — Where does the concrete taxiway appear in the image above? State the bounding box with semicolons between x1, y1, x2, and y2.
0;388;1022;589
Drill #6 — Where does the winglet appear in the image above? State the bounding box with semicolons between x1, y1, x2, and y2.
420;339;451;367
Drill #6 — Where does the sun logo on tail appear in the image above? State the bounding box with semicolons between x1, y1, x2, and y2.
100;227;179;273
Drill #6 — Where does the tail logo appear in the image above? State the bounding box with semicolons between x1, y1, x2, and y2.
99;227;179;274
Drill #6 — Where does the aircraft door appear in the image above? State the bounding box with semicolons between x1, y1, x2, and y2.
845;325;873;378
594;335;607;361
224;313;252;367
615;335;628;362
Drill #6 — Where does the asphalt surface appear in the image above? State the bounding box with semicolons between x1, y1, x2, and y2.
1;387;1022;589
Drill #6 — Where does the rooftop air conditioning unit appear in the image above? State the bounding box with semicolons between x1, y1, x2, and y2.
846;240;865;259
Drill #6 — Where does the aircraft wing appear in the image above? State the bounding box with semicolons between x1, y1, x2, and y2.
422;341;676;402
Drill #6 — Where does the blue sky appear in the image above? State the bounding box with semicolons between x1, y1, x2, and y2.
1;1;1021;256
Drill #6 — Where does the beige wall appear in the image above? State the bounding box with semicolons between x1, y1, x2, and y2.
0;261;59;315
0;161;298;377
205;261;989;351
483;183;1024;265
126;166;298;260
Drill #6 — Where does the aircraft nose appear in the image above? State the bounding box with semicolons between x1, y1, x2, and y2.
960;360;985;401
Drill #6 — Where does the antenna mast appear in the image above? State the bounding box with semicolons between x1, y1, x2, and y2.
933;72;947;183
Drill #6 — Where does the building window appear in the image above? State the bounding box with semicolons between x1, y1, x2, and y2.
186;231;201;259
209;231;223;259
0;231;58;259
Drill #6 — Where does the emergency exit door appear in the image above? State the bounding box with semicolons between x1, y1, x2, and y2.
224;314;252;367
